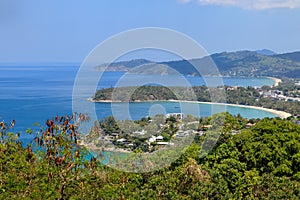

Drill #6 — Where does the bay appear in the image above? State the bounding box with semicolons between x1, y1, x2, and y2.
0;65;276;143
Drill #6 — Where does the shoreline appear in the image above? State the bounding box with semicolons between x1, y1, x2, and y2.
267;76;282;87
168;100;291;119
88;98;291;119
79;140;132;154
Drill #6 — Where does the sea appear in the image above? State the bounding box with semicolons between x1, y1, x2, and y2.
0;65;276;143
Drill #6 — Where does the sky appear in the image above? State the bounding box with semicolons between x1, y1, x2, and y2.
0;0;300;63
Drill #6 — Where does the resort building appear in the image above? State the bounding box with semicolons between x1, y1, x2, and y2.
165;113;184;120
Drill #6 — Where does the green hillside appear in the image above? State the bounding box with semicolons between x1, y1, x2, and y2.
1;114;300;199
96;50;300;78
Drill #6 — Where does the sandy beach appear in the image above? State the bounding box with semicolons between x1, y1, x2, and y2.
89;98;291;119
268;77;282;87
167;100;291;119
88;75;288;119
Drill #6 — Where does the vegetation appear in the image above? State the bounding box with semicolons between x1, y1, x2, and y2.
96;50;300;78
225;86;300;115
84;112;256;153
1;113;300;199
85;114;198;153
93;84;300;115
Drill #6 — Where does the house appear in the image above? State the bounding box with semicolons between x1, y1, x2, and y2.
156;135;163;141
176;130;190;137
263;91;272;98
203;125;212;129
165;113;184;120
198;131;205;135
133;130;146;135
157;142;169;145
246;123;255;128
116;138;126;143
277;94;286;100
227;86;238;91
148;136;157;143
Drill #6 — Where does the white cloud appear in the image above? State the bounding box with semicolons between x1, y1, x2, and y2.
181;0;300;10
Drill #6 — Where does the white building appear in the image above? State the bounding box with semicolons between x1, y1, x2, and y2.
165;113;184;120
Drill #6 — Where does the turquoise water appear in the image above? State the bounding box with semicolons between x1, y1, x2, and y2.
94;101;276;120
0;65;276;143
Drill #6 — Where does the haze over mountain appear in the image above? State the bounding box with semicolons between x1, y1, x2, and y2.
96;50;300;78
255;49;277;56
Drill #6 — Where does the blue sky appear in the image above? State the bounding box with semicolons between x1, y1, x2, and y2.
0;0;300;63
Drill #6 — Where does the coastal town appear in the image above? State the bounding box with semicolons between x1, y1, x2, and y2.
81;109;281;153
82;113;200;153
79;78;300;153
226;79;300;102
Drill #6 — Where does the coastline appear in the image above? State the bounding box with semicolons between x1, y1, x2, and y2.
88;98;292;119
79;140;132;154
267;76;282;87
168;100;291;119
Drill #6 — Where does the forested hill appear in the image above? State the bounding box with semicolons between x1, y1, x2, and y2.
2;114;300;198
92;85;300;115
96;50;300;78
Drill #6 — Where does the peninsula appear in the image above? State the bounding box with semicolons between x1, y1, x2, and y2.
90;83;300;118
96;50;300;78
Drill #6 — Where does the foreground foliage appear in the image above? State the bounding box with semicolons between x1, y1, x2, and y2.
0;114;300;199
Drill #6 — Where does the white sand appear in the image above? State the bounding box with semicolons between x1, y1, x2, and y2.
167;100;291;119
268;77;282;87
89;98;291;119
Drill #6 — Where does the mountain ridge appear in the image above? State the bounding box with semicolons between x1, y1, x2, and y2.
95;50;300;78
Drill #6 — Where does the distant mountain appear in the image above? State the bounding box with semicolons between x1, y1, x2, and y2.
256;49;277;56
96;50;300;78
96;59;153;71
273;51;300;62
106;59;153;68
